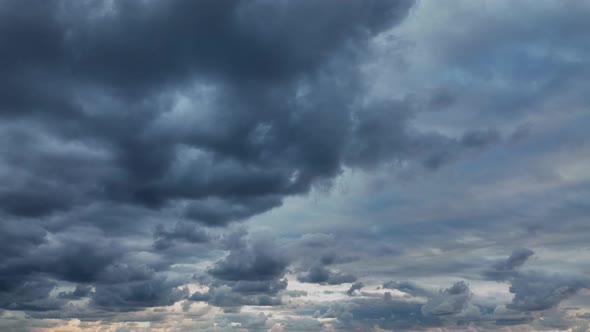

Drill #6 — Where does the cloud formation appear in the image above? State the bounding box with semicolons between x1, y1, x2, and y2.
2;0;590;331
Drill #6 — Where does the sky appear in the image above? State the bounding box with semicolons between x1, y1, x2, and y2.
1;0;590;331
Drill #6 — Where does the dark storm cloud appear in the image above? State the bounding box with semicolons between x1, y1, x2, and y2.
189;230;289;309
91;278;189;311
2;0;510;319
0;230;122;312
6;0;584;329
297;264;357;285
0;223;181;313
153;222;210;250
207;232;289;282
287;233;362;286
183;196;282;226
0;0;425;316
57;285;94;300
0;0;420;224
0;232;122;285
229;279;288;295
0;219;47;260
0;277;59;312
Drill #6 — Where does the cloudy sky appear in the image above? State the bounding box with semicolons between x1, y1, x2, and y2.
1;0;590;331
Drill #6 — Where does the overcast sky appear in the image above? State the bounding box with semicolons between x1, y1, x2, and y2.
1;1;590;331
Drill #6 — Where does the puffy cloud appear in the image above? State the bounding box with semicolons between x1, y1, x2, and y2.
486;249;590;312
421;281;478;317
190;230;289;309
208;232;289;282
0;0;419;225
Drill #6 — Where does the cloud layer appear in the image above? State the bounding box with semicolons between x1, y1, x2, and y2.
2;0;590;331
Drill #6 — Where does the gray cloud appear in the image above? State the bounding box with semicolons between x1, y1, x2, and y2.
382;280;432;298
0;278;59;312
484;248;535;281
57;285;94;300
346;282;365;296
485;249;590;313
189;285;282;309
190;230;289;309
421;281;477;317
208;232;289;282
91;278;189;311
507;272;590;312
0;0;421;318
153;222;210;250
494;248;535;272
2;0;590;330
316;292;441;330
0;0;420;225
297;264;357;285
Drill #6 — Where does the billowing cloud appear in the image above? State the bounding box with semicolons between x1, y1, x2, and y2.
2;0;590;331
485;249;590;313
421;281;477;317
507;272;590;312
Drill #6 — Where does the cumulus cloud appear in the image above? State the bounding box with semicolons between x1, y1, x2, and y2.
208;232;289;282
189;230;289;309
485;249;590;313
507;272;590;312
0;0;422;226
421;281;478;317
